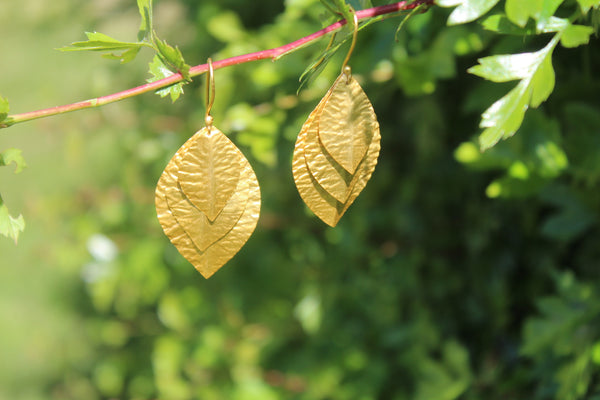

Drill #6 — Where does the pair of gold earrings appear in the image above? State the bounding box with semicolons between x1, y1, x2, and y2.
156;13;380;278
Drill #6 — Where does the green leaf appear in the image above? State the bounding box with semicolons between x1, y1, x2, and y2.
147;55;184;102
529;54;555;107
468;52;546;82
153;36;190;80
481;14;568;34
0;95;8;123
576;0;600;13
0;195;25;244
560;24;594;48
505;0;565;28
102;47;141;64
437;0;501;25
479;80;530;149
471;36;559;149
61;31;143;52
60;32;145;63
0;148;27;173
137;0;153;42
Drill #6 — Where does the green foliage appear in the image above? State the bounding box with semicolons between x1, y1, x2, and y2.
468;37;558;149
1;0;600;399
59;31;146;64
440;0;600;150
60;0;189;97
147;55;185;102
436;0;500;25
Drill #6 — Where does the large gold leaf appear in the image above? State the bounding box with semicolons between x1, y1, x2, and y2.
156;129;260;278
292;70;381;227
177;126;241;222
318;73;378;174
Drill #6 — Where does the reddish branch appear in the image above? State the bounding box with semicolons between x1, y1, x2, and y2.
2;0;434;128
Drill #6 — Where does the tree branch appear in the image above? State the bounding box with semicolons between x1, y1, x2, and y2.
1;0;434;129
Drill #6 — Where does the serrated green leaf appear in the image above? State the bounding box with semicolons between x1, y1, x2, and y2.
437;0;501;25
468;52;545;82
0;195;25;244
154;36;190;80
472;36;559;150
481;14;568;34
560;24;594;48
505;0;565;28
0;95;9;122
147;55;184;102
529;54;554;107
479;80;530;149
61;31;143;52
102;47;141;64
137;0;153;42
0;148;27;173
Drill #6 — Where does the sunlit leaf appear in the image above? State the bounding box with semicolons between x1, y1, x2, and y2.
470;37;559;149
156;126;260;278
293;68;380;226
505;0;565;28
481;14;568;34
0;195;25;244
576;0;600;13
437;0;501;25
529;54;554;107
560;24;594;48
468;52;545;82
0;148;27;173
147;55;185;102
479;80;530;149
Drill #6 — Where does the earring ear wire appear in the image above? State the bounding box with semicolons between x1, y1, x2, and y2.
341;8;359;76
205;58;215;127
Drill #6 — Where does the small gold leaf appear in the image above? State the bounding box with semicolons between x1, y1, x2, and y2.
318;73;378;174
177;126;241;222
156;128;260;278
304;105;353;203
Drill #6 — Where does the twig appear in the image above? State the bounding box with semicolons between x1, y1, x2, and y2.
1;0;434;128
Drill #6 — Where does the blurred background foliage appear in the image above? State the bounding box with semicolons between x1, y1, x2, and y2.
1;0;600;399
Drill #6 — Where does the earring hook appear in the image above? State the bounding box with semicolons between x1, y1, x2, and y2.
341;8;358;76
205;58;215;127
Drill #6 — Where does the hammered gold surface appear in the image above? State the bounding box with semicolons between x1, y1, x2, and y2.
155;128;260;278
292;128;343;227
304;108;353;204
292;69;381;226
318;73;377;174
177;126;241;222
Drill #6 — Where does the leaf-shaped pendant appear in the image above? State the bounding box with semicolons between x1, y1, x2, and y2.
292;67;380;227
156;126;260;278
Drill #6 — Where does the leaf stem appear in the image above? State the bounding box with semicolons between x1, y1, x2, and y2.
1;0;434;128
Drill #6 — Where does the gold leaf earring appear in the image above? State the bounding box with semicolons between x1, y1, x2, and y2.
292;11;381;227
155;59;261;278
